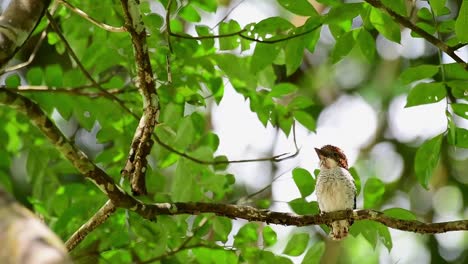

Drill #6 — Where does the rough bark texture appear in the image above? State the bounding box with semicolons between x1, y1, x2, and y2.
119;0;159;196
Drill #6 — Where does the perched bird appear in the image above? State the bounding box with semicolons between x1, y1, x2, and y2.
315;145;356;240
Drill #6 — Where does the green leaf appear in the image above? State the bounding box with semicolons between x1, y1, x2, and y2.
251;43;282;73
196;25;215;49
357;29;375;62
414;134;443;189
192;0;217;13
455;0;468;42
376;223;392;250
429;0;448;16
405;82;446;107
400;65;439;84
283;233;309;256
143;13;164;33
277;0;319;17
417;7;433;20
234;223;259;247
303;18;322;53
288;96;314;110
294;111;316;132
270;83;298;97
219;20;241;50
447;80;468;99
262;226;277;247
324;3;363;24
26;67;43;85
447;111;456;144
179;4;201;22
444;63;468;80
284;37;305;76
381;0;406;16
214;155;229;171
331;30;356;63
349;220;378;248
5;74;20;87
212;217;232;243
447;127;468;148
383;208;417;221
289;198;319;215
370;8;401;43
48;32;60;45
292;168;315;197
301;241;325;264
363;178;385;208
452;103;468;119
44;64;63;87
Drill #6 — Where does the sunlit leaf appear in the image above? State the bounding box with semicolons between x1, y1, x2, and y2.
363;178;385;208
179;4;201;22
451;103;468;119
370;8;401;43
405;82;446;107
382;0;406;16
400;64;439;84
383;208;417;221
219;20;241;50
294;111;316;132
251;43;282;73
292;168;315;197
455;0;468;42
289;198;319;215
277;0;319;17
263;226;277;247
283;233;309;256
357;29;375;62
331;30;356;63
448;127;468;148
324;3;363;24
415;134;443;189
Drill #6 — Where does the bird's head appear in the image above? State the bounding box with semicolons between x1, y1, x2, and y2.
314;145;348;170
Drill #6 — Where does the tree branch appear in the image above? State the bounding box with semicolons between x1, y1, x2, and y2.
65;200;116;251
133;202;468;234
364;0;467;69
0;87;140;208
120;0;159;196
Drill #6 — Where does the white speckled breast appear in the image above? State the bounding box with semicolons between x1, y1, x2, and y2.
316;167;356;213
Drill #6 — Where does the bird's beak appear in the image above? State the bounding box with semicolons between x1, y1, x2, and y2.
314;148;322;157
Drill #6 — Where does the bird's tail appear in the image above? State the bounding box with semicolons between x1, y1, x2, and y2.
329;220;350;240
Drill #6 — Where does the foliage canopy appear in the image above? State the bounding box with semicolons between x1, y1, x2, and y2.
0;0;467;263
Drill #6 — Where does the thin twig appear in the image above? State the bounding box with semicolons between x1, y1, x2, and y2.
4;26;48;72
65;200;116;251
166;0;321;45
58;0;126;33
152;130;299;165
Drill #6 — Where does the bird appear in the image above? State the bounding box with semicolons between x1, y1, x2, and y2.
314;145;356;240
